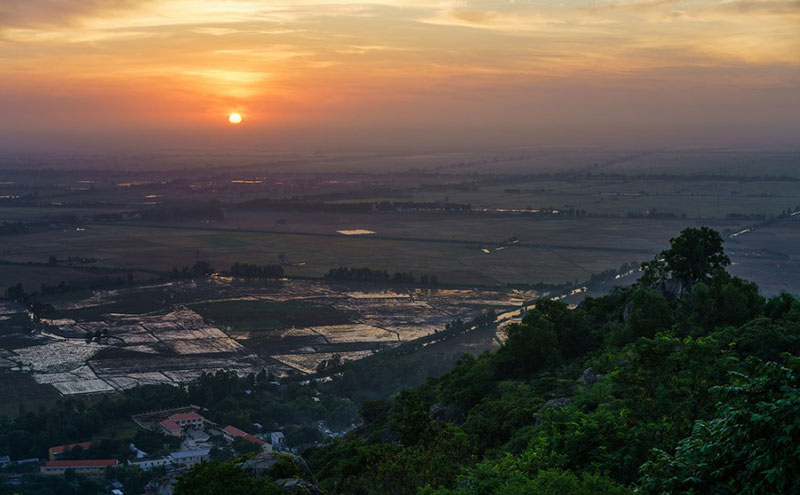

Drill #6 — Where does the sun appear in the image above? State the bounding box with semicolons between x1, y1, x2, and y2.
228;113;242;124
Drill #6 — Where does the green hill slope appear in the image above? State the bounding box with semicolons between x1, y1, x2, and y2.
303;227;800;495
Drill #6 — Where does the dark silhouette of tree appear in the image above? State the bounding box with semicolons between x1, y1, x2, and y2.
662;227;730;285
641;227;730;287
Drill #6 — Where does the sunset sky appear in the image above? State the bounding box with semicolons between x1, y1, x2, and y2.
1;0;799;150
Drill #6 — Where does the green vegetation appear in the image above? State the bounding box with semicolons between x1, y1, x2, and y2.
228;262;284;279
2;227;799;495
317;312;498;402
0;472;106;495
174;462;280;495
302;227;800;494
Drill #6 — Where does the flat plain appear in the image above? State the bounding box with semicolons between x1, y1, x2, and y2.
1;148;798;409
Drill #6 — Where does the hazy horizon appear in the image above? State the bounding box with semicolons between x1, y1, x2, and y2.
2;0;799;152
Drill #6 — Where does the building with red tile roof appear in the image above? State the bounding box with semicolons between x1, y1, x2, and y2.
48;441;97;461
158;411;206;437
159;419;183;437
168;411;205;428
222;425;268;449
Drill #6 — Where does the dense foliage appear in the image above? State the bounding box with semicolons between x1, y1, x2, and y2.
3;227;799;494
174;462;281;495
228;262;285;279
305;228;800;494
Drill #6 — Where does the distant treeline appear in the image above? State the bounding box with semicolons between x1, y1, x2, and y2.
235;198;472;214
94;200;224;223
168;260;215;279
228;262;284;279
5;273;137;305
419;182;479;192
324;267;439;285
0;219;81;236
627;208;684;219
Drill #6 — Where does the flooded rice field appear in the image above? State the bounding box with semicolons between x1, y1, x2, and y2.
0;279;537;397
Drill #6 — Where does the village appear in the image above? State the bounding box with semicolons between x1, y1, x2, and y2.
2;405;289;495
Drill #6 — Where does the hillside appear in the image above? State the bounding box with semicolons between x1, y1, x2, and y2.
3;227;798;495
299;227;800;494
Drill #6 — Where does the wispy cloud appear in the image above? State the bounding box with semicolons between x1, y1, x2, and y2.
0;0;150;27
0;0;797;147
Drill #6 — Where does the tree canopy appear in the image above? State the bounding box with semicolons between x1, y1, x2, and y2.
304;227;800;495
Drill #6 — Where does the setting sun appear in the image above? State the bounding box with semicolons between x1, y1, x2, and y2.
228;113;242;125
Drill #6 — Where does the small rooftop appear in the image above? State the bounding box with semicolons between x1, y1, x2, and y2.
223;426;266;446
168;411;205;422
223;425;247;437
159;419;182;434
49;441;96;455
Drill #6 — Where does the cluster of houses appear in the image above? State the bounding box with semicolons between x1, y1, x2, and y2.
1;408;288;487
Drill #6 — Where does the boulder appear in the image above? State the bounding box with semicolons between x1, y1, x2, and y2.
655;278;686;302
542;397;573;409
581;367;602;387
239;452;314;482
276;478;325;495
429;403;467;426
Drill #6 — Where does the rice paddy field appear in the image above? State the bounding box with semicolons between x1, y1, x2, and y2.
0;279;531;406
1;148;798;408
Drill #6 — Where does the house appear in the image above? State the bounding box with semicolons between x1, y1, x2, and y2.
167;449;209;468
48;441;97;460
129;457;171;471
270;432;286;450
159;412;206;436
167;412;205;429
222;425;271;451
40;459;118;478
159;419;183;437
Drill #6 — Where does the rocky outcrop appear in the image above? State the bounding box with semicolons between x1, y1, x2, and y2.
239;452;315;483
429;403;467;426
581;367;602;387
275;478;325;495
534;397;575;426
542;397;573;409
655;278;686;302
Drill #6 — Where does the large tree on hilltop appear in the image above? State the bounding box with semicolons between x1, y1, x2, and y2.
641;227;730;287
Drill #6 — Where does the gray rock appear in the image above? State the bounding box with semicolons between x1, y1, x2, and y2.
239;452;314;482
542;397;573;409
276;478;325;495
581;367;602;387
655;278;685;302
429;403;466;426
623;300;635;323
